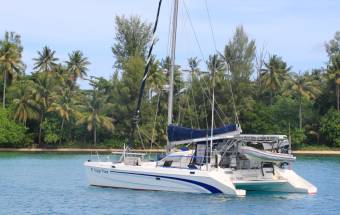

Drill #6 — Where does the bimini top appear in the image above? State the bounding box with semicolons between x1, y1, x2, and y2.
167;124;241;145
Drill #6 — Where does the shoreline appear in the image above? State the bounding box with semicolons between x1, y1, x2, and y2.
0;148;166;153
1;148;340;155
292;150;340;155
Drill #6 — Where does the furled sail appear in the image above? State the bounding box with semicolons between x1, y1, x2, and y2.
167;124;239;144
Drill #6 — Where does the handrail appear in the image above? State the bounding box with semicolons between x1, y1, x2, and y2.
111;152;146;156
165;155;206;158
156;154;213;171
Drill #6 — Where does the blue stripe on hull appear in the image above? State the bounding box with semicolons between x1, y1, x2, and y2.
107;170;223;194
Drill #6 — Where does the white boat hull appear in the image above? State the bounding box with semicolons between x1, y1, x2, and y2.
84;161;317;196
233;166;317;194
84;161;245;196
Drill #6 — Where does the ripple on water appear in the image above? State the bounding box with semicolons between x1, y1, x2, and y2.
0;153;339;215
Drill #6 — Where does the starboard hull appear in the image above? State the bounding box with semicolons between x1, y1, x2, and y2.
233;167;317;194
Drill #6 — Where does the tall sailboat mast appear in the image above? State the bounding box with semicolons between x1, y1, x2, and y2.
168;0;179;125
167;0;179;148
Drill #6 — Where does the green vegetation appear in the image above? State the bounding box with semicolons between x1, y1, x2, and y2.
320;109;340;146
0;16;339;149
0;108;27;147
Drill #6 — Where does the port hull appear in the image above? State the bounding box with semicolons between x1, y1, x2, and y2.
84;161;245;196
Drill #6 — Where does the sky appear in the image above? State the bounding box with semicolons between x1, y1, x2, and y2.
0;0;339;89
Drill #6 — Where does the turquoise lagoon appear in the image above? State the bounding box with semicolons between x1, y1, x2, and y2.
0;153;339;215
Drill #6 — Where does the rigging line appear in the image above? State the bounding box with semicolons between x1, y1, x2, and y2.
128;0;163;148
186;95;194;128
150;89;162;149
200;75;226;125
138;125;162;150
187;72;225;127
137;123;162;148
182;1;218;122
204;0;217;51
204;69;230;124
136;124;145;149
188;78;201;128
183;4;226;124
183;1;225;123
218;51;240;125
181;77;200;128
200;69;230;125
225;63;240;125
211;79;229;124
138;125;152;141
205;0;228;124
191;73;208;128
182;0;228;126
177;101;182;125
201;86;209;129
182;0;206;62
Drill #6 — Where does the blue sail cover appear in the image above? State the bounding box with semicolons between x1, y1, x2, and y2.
167;124;237;142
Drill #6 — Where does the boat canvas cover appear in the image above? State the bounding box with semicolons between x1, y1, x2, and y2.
167;124;237;142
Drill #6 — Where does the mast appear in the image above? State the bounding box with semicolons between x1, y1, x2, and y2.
209;65;215;170
167;0;179;149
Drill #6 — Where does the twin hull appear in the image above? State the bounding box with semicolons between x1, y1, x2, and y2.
84;161;316;196
85;161;244;195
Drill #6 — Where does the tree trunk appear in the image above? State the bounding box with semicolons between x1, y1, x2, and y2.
299;94;302;130
93;125;97;146
2;71;7;108
270;90;273;106
59;118;65;145
38;112;44;147
337;84;339;111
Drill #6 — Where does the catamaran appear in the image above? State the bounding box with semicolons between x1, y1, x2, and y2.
84;0;317;196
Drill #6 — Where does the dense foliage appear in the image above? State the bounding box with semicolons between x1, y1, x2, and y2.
0;16;339;149
0;108;27;147
320;109;340;146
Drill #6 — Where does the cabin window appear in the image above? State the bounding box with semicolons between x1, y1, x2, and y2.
163;160;173;167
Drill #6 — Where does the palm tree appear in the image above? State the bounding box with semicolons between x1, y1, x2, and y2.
77;80;113;145
0;32;24;108
78;111;113;146
261;55;291;105
32;72;55;146
147;59;166;94
48;87;79;144
327;54;340;111
291;73;321;129
207;54;224;79
54;63;66;79
145;60;166;147
33;46;58;74
65;50;90;83
206;54;225;126
9;80;39;125
188;57;200;76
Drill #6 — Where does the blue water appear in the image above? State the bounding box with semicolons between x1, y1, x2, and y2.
0;153;339;215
